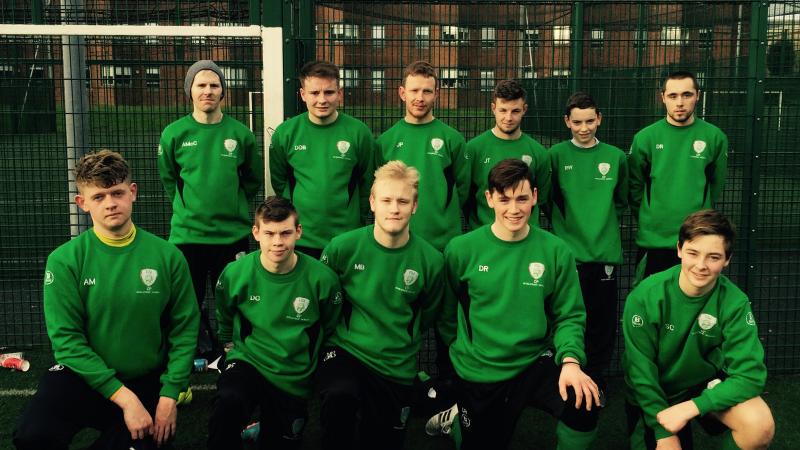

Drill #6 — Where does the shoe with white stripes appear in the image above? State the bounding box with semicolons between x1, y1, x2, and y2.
425;403;459;436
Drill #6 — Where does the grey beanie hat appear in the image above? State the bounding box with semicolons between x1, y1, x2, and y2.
184;60;226;98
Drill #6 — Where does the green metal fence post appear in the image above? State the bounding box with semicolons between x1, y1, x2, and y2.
31;0;43;23
263;0;297;119
570;1;584;93
742;1;768;293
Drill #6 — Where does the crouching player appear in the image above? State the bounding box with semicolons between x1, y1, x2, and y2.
208;196;342;449
429;158;600;449
318;161;444;450
623;209;774;450
14;150;199;450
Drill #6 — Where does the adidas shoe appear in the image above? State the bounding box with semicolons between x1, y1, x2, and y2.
425;403;458;436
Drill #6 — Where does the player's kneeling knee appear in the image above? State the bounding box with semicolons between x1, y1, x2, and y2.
12;422;59;450
559;390;599;432
733;407;775;450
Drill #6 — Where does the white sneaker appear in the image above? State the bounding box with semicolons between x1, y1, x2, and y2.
425;403;458;436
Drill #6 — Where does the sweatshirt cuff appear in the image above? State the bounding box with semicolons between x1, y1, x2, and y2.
692;393;714;416
653;425;673;440
555;349;586;367
98;377;124;400
160;383;182;400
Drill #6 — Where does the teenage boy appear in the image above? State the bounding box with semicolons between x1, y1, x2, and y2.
318;161;444;450
465;79;550;230
429;159;600;450
629;71;728;279
377;60;469;251
158;59;263;359
208;196;341;450
622;209;774;450
269;60;376;259
548;92;628;389
15;150;199;450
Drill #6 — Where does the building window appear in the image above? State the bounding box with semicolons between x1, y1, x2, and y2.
524;29;539;48
480;27;496;48
698;28;713;49
145;67;159;88
660;26;687;46
331;23;359;43
591;28;604;48
480;70;495;91
190;24;206;45
372;25;385;48
553;25;570;46
521;68;537;79
633;29;647;48
339;68;359;88
101;66;132;87
552;69;571;77
144;22;158;44
372;69;384;91
440;68;468;89
415;26;430;48
441;25;469;45
695;71;705;89
0;65;14;79
221;67;247;87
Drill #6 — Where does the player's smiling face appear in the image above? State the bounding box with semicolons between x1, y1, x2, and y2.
191;70;223;114
565;107;601;146
300;76;342;125
677;234;730;297
253;216;301;266
75;181;137;237
662;77;698;127
399;74;437;124
485;179;537;239
370;178;417;237
492;97;527;136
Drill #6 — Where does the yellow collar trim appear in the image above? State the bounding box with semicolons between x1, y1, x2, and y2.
94;224;137;247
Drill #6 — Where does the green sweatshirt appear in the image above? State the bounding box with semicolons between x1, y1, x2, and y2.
377;119;469;251
321;226;444;385
43;229;199;399
548;140;628;264
439;226;587;383
628;118;728;249
215;251;341;398
622;266;766;440
464;130;551;230
158;114;263;245
270;112;376;250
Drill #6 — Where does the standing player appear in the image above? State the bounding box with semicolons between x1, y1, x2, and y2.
208;196;341;450
548;92;628;391
14;150;199;450
629;71;727;280
465;79;550;230
429;159;600;450
269;60;376;259
377;60;469;251
622;210;774;450
158;59;263;360
317;161;444;450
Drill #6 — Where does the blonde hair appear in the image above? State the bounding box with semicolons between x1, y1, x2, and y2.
372;160;420;200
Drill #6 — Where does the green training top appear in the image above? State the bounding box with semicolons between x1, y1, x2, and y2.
321;226;444;385
158;114;263;245
43;228;199;400
464;130;551;230
622;266;766;440
270;112;376;250
628;118;728;249
439;225;587;383
215;251;342;399
377;119;469;251
548;140;628;265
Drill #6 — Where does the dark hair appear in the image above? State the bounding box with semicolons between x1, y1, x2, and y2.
254;196;299;227
299;60;339;87
402;61;437;86
678;209;735;258
487;159;534;194
662;70;700;92
75;149;131;190
493;79;527;103
564;92;600;117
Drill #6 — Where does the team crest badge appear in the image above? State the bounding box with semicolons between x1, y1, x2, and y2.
598;163;610;178
697;313;717;330
224;139;238;156
692;140;706;157
140;269;158;288
521;154;532;166
528;262;545;281
604;265;614;279
157;144;163;156
336;140;351;157
403;269;419;287
430;138;444;154
293;297;310;315
44;270;54;285
746;312;756;326
631;315;644;327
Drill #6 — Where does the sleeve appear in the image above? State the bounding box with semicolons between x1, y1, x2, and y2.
615;152;630;221
357;127;378;223
319;275;343;343
436;244;461;347
541;146;559;220
548;245;587;365
159;251;201;399
43;253;124;399
461;140;477;221
708;131;728;204
533;143;552;210
157;129;179;202
268;127;289;197
375;132;389;167
215;264;237;345
452;135;471;209
622;290;673;440
627;134;649;221
239;130;264;200
419;253;445;330
691;297;766;415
